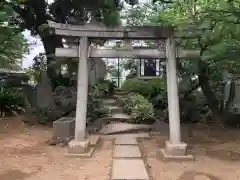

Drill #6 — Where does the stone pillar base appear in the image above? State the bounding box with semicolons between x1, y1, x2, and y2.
160;140;194;161
67;139;94;157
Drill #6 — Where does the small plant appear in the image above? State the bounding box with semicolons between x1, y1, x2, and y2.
121;93;155;124
121;78;167;109
0;87;25;117
97;79;117;96
87;85;109;124
121;78;151;97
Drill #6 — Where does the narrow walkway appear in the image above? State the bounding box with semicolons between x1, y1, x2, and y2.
102;90;150;179
111;136;150;180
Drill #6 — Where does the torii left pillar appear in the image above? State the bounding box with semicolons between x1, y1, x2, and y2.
68;36;90;155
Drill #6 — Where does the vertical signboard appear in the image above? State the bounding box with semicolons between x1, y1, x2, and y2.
138;58;161;79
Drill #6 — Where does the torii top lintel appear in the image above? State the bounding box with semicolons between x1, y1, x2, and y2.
47;21;175;40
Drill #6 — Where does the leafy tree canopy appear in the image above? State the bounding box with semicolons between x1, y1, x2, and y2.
0;4;27;70
124;0;240;123
1;0;158;87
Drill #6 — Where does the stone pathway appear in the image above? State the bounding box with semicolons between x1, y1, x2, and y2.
100;97;152;135
111;136;150;180
101;91;150;179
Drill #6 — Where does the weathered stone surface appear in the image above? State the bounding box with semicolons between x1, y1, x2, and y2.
36;72;52;107
68;139;90;154
89;135;100;146
53;117;75;141
102;99;117;105
194;175;211;180
114;145;141;158
100;133;150;140
160;148;194;161
114;91;128;96
38;85;77;122
115;136;138;145
99;123;151;135
112;159;149;180
111;113;130;119
177;171;218;180
159;141;194;161
105;105;123;114
165;140;187;156
24;72;78;124
53;86;77;113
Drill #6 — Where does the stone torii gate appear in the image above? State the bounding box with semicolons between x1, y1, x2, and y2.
48;21;199;159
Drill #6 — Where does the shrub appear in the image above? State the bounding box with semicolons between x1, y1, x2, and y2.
121;93;155;124
97;79;117;96
121;78;167;109
121;78;151;97
0;87;25;117
87;86;109;124
147;79;165;97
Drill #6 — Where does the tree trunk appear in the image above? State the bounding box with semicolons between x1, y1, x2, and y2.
198;61;223;124
41;34;63;89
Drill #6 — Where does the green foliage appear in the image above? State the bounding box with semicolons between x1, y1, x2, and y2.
107;65;123;78
0;4;28;70
121;78;151;97
48;0;139;27
121;78;167;108
123;0;240;124
87;84;110;124
95;79;117;96
0;87;25;117
121;93;155;124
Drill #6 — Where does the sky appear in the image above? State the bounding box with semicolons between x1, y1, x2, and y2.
22;31;44;68
22;0;150;68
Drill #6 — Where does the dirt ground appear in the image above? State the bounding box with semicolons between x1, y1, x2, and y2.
0;116;113;180
1;116;240;180
140;125;240;180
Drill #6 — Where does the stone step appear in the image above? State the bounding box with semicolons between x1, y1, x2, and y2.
96;112;131;124
113;145;141;158
99;123;152;135
100;133;150;140
115;136;138;145
89;135;100;146
114;91;128;96
105;105;123;114
102;99;117;106
111;159;149;180
115;89;125;93
111;112;131;120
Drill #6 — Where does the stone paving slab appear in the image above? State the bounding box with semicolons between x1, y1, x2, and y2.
99;123;151;135
105;105;123;114
111;113;131;119
102;99;117;105
112;159;149;180
100;133;150;140
89;135;100;146
105;105;121;110
115;136;138;145
114;145;141;158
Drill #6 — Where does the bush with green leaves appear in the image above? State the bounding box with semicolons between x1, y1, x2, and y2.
0;87;25;117
87;86;109;124
121;93;155;124
97;79;117;96
121;78;167;109
121;78;151;97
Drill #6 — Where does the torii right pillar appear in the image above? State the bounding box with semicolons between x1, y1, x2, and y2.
160;37;193;161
